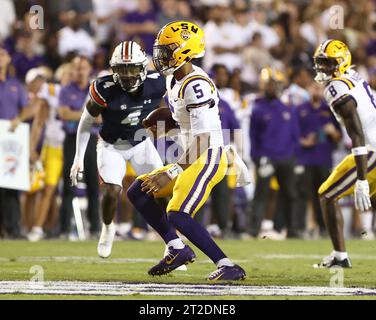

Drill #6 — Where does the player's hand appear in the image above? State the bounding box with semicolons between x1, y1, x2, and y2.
70;158;84;187
141;172;171;196
354;179;372;211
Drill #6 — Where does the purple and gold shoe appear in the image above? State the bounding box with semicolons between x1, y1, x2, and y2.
208;264;246;281
148;245;196;276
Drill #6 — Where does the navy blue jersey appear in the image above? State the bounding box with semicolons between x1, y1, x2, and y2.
89;71;166;145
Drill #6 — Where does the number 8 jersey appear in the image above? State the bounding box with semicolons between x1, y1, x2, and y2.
166;65;224;150
324;69;376;148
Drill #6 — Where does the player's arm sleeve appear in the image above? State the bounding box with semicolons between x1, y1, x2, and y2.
324;80;355;109
88;80;108;108
75;100;101;166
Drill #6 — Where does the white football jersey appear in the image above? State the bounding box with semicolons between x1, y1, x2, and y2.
38;82;65;147
324;69;376;148
166;65;224;150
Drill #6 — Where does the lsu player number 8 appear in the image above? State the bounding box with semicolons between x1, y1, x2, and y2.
313;39;376;268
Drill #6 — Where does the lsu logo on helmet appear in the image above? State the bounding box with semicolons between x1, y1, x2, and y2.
153;21;205;76
313;39;352;84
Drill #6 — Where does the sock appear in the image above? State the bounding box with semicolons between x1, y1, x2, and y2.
332;250;348;260
361;211;373;232
216;258;235;268
127;180;178;244
169;211;227;264
167;238;185;249
103;221;114;228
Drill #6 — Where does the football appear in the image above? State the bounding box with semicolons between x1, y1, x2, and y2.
142;107;178;133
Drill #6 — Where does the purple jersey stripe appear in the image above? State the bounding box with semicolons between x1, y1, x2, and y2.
178;149;213;212
323;152;373;196
188;148;223;215
332;154;376;199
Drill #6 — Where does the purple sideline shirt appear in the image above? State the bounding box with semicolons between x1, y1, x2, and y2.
12;52;46;80
122;11;157;55
0;76;28;120
59;82;95;135
218;99;240;145
296;101;340;168
250;97;300;162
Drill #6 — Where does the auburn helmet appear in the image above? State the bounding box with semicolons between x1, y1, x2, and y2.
153;21;205;76
110;41;148;92
313;39;352;84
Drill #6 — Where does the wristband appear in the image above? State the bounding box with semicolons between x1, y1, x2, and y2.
352;146;368;156
165;163;183;180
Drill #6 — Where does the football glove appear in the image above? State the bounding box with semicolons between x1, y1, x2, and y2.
70;157;84;187
354;179;372;212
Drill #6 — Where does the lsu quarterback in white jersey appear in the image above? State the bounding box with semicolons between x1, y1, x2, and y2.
127;21;248;281
313;39;376;268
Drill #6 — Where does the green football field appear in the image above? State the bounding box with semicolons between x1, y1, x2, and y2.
1;239;376;300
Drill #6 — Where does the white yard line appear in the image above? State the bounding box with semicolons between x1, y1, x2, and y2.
1;254;376;264
0;281;375;296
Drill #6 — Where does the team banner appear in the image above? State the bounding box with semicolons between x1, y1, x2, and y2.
0;120;30;191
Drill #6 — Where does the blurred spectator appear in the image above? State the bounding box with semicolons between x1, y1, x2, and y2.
295;82;342;236
58;55;99;238
248;5;280;49
56;0;94;34
249;67;300;238
243;32;274;86
92;0;134;47
157;0;185;29
26;66;68;241
366;22;376;57
120;0;158;55
299;8;327;47
0;0;16;42
57;10;96;59
281;66;312;107
0;46;29;238
203;2;245;72
12;30;46;80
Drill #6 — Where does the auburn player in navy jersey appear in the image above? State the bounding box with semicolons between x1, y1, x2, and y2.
70;41;166;258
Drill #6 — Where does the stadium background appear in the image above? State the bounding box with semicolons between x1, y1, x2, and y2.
0;0;376;299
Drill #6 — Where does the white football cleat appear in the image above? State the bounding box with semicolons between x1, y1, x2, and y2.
97;222;116;258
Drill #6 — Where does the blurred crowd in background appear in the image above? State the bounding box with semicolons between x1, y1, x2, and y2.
1;0;376;242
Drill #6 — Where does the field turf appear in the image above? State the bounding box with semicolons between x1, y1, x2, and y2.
0;239;376;299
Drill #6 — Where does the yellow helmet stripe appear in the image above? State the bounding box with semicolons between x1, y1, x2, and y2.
332;77;355;90
178;75;215;99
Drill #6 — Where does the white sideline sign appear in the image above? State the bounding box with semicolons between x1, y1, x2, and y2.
0;120;30;191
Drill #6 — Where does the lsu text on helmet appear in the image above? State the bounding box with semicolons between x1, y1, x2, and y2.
153;21;205;76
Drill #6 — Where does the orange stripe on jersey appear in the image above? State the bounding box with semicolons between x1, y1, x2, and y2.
89;83;107;107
